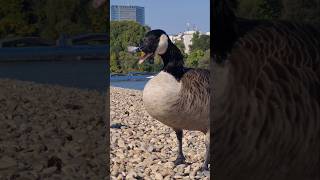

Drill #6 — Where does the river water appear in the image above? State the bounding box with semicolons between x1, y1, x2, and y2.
0;60;152;91
0;60;107;91
110;73;155;90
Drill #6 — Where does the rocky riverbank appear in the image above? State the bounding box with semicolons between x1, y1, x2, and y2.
110;87;210;179
0;79;107;179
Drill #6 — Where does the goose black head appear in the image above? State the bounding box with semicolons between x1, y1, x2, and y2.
138;29;170;64
138;29;185;79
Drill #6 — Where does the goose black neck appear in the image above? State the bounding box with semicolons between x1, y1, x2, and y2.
160;42;185;80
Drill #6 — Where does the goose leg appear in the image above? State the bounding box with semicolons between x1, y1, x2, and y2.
174;129;186;165
201;130;210;171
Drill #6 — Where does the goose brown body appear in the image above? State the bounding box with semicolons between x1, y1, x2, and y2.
143;69;210;132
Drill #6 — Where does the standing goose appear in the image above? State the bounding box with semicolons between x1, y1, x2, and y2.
213;0;320;179
134;29;210;170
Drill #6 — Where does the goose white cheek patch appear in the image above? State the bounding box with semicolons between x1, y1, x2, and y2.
156;34;168;55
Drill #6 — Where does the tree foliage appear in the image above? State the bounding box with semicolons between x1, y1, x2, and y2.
186;49;205;68
189;32;210;52
110;21;156;73
110;21;150;53
281;0;320;24
198;49;210;69
174;39;185;53
0;0;107;39
236;0;320;23
184;32;210;69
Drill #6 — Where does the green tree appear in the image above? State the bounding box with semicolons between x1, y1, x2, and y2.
174;39;185;52
110;20;152;73
50;0;107;38
110;52;120;73
152;55;163;72
281;0;320;24
198;49;210;69
236;0;320;23
118;51;138;73
0;0;37;38
186;49;205;68
0;0;107;40
236;0;281;20
110;21;150;53
259;0;282;19
189;32;210;52
237;0;265;19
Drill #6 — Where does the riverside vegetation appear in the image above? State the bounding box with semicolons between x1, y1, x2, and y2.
110;21;210;74
109;0;320;74
0;0;107;40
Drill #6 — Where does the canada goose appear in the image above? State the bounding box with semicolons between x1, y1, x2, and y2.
134;29;210;170
213;0;320;179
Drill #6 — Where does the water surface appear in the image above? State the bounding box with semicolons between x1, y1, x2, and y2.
0;60;107;91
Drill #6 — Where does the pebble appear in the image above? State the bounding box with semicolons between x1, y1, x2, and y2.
154;172;164;180
110;87;209;179
0;79;106;179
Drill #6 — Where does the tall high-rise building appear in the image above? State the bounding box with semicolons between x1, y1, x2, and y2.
111;5;145;25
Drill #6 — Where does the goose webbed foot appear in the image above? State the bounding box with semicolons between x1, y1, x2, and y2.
174;154;186;165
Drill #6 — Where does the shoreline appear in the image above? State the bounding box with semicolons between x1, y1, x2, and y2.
0;79;209;179
110;86;142;91
0;78;107;179
110;87;209;179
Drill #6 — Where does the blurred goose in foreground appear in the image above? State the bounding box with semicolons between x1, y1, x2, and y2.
212;0;320;179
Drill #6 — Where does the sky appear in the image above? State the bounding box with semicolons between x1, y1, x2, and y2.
110;0;210;35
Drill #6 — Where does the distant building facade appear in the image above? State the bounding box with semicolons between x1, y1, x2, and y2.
111;5;145;25
169;31;210;54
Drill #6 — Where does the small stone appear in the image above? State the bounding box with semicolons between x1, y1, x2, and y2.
173;175;183;179
184;165;191;174
117;174;124;180
175;164;186;173
154;173;163;180
126;170;137;179
117;139;125;148
163;162;174;168
158;168;171;177
147;145;154;152
150;165;159;172
190;167;200;177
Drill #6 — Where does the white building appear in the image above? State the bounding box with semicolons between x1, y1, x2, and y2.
169;31;210;54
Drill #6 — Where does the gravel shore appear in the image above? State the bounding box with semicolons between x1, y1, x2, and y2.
0;79;107;179
111;87;210;179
